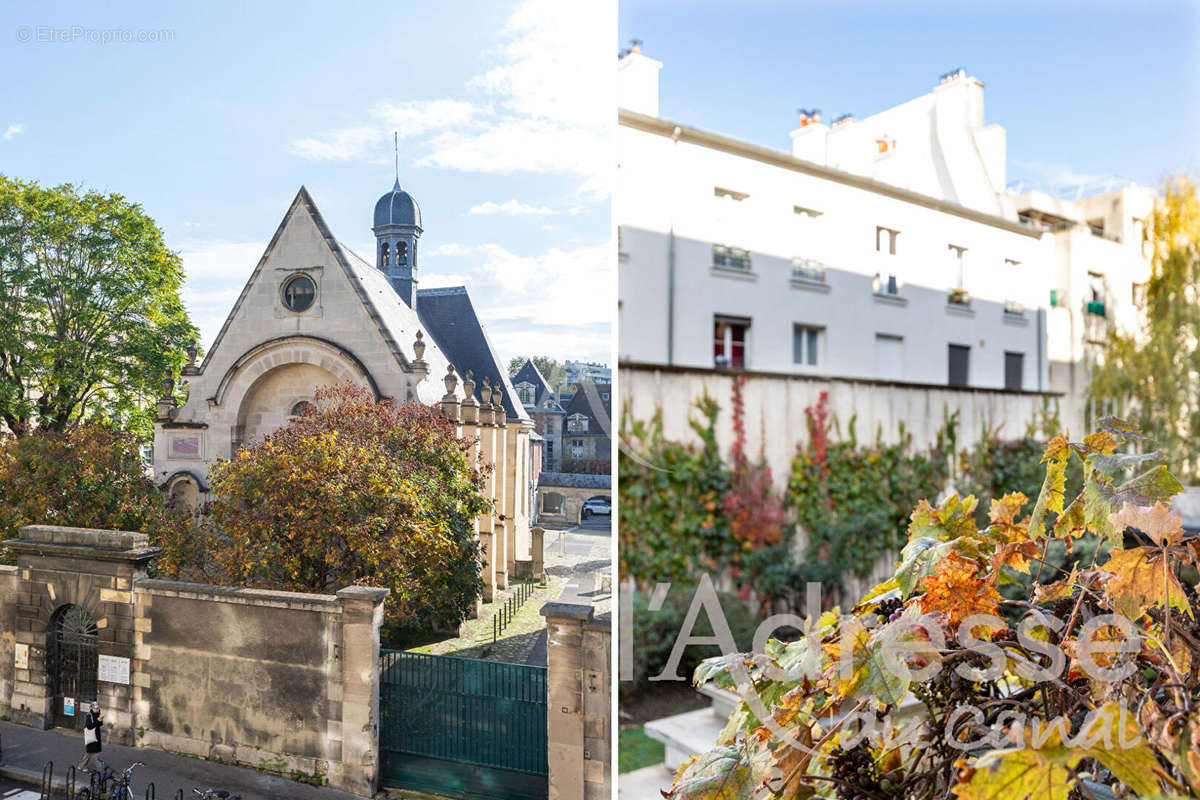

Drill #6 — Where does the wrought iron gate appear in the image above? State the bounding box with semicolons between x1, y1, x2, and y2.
379;650;548;800
47;605;99;730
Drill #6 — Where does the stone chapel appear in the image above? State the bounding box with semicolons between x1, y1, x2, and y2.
151;182;535;595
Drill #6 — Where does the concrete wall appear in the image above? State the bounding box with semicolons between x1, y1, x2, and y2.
541;603;610;800
621;363;1071;491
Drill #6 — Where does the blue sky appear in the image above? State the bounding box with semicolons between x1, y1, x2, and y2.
619;0;1200;192
0;0;613;364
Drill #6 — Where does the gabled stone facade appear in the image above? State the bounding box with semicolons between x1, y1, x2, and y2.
152;184;536;595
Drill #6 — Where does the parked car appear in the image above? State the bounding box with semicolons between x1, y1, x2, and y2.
581;498;611;519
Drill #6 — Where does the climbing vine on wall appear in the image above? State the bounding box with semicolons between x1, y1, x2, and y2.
787;391;948;587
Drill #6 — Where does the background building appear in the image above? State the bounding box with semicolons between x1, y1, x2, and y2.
617;49;1152;427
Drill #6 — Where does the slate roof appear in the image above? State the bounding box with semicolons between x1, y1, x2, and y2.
373;179;422;229
563;381;612;439
417;287;530;423
538;471;611;489
511;359;563;411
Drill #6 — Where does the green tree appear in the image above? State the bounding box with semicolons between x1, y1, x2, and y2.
197;384;491;633
1090;175;1200;482
508;355;567;391
0;175;197;436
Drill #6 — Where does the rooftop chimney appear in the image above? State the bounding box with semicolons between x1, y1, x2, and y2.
618;40;663;116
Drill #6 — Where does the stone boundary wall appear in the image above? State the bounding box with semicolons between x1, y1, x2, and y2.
2;526;387;798
542;602;611;800
621;363;1075;490
131;580;386;795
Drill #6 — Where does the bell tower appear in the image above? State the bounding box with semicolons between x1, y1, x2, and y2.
372;136;423;308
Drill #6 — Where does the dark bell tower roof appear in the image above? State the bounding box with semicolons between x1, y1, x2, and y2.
373;179;422;229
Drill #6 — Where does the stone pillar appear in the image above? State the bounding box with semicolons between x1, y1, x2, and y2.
478;380;505;591
6;526;161;736
335;585;389;798
492;400;510;587
505;422;531;574
541;602;610;800
460;374;491;605
531;527;545;582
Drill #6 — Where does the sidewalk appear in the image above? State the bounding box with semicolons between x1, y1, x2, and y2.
0;721;365;800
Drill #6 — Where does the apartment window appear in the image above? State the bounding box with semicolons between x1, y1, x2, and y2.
714;316;749;369
567;413;588;433
874;273;900;296
1132;282;1146;307
948;245;967;288
793;325;822;367
792;257;827;283
948;344;970;387
874;334;903;381
516;382;535;405
713;244;752;271
1087;272;1106;316
875;226;899;255
545;440;554;466
542;491;565;514
1004;352;1024;392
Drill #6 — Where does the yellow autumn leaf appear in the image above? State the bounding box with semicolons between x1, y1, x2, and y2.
1101;546;1193;620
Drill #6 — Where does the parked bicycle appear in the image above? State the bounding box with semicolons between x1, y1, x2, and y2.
75;761;146;799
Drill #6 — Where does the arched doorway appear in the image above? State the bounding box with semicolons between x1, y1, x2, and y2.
46;604;98;730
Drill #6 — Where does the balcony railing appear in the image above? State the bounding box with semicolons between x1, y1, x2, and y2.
713;245;752;271
791;258;827;283
1086;301;1106;317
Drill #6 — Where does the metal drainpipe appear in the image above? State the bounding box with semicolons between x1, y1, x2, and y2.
667;125;682;366
1036;307;1044;392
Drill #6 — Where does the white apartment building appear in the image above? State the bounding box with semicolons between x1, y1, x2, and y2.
616;50;1152;414
564;360;612;385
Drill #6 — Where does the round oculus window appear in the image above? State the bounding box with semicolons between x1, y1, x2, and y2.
282;274;316;312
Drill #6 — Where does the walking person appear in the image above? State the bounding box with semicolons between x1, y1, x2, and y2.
77;701;107;774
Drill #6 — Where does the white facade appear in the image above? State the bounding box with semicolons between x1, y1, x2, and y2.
564;360;612;385
616;52;1153;416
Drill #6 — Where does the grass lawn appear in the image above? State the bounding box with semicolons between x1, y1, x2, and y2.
619;724;665;773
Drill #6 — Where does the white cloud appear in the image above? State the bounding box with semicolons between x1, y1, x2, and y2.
427;243;475;257
468;199;553;216
3;124;24;141
283;0;612;194
286;125;384;162
1010;160;1114;192
374;99;477;137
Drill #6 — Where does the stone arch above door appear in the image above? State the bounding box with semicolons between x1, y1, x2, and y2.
212;336;381;410
213;337;382;448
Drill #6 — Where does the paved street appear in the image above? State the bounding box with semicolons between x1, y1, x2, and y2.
0;721;362;800
526;515;612;665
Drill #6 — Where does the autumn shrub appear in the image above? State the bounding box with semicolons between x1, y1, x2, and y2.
0;423;187;560
669;419;1200;800
194;384;490;634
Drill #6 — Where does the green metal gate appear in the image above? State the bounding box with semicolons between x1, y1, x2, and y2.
379;650;549;799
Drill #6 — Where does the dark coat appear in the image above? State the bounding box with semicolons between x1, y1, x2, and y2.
84;711;102;753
